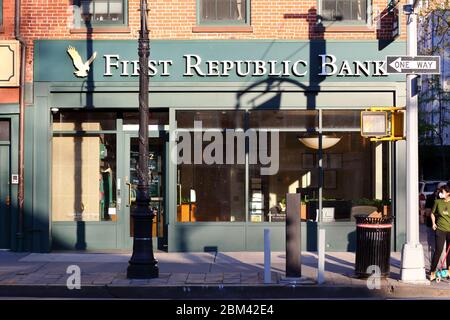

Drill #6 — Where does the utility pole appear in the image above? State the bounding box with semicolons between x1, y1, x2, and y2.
127;0;159;279
400;0;427;283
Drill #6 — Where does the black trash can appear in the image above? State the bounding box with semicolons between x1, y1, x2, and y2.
354;215;394;278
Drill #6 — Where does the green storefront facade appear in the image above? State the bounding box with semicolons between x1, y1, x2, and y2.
15;39;409;253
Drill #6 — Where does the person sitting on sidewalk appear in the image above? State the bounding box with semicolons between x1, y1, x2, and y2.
429;185;450;281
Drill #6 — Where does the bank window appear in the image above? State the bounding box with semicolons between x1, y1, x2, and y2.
248;111;319;223
74;0;127;27
51;111;118;222
248;110;390;225
52;111;116;131
320;0;369;24
248;110;318;129
123;110;169;126
198;0;249;25
322;110;360;129
321;133;390;225
52;134;117;222
176;111;246;222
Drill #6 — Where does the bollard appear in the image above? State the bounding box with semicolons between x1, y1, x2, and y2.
286;193;301;278
264;228;271;284
317;228;325;284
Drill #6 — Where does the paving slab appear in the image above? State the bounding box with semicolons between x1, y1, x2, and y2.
0;226;447;299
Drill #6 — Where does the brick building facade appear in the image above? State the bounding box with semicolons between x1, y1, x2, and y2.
0;0;407;82
0;1;409;252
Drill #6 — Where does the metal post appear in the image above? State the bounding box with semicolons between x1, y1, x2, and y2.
317;228;325;284
400;0;427;283
264;229;271;284
127;0;159;279
285;193;301;278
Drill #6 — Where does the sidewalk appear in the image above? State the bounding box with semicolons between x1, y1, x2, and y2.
0;225;448;299
0;250;447;299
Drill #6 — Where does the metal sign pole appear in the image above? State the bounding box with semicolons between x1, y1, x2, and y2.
400;0;427;283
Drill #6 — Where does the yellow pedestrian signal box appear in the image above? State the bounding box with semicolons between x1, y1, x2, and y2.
360;107;405;142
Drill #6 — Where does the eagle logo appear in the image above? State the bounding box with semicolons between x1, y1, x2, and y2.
67;46;97;78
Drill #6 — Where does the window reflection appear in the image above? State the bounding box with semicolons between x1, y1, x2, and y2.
52;134;117;222
176;111;246;222
320;133;389;222
200;0;247;23
249;132;318;222
79;0;125;25
52;111;116;131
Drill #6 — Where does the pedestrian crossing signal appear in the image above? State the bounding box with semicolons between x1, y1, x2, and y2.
361;107;405;142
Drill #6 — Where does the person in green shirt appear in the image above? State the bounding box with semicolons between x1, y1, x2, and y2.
430;185;450;281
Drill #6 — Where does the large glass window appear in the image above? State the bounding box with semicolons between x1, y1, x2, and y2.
199;0;249;25
322;110;360;129
248;110;390;223
52;112;117;222
123;110;169;126
248;110;318;129
249;132;319;222
52;133;117;222
75;0;127;27
248;110;319;222
176;111;246;222
321;0;368;23
319;133;389;222
175;109;390;224
52;111;116;131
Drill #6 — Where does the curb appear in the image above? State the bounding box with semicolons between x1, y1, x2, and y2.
0;283;449;299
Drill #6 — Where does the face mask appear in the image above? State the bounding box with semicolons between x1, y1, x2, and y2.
439;192;445;199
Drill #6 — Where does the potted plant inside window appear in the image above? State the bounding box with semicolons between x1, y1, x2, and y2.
351;198;392;217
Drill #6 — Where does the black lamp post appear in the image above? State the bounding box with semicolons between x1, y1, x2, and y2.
127;0;159;279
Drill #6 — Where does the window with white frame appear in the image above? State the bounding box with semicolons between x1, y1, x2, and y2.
320;0;369;23
199;0;249;24
75;0;127;26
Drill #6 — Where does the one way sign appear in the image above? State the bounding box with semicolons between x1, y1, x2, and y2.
386;56;440;74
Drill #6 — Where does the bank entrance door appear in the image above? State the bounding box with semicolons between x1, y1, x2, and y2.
0;120;11;249
123;133;167;250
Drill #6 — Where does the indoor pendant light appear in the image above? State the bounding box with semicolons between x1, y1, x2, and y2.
298;135;341;150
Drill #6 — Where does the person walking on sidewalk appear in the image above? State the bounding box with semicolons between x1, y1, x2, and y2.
430;185;450;281
425;187;439;263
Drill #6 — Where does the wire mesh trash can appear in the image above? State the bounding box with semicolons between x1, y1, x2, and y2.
354;215;394;278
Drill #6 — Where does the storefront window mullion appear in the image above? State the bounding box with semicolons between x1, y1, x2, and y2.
244;111;249;223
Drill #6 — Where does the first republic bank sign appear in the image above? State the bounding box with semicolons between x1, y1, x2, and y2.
66;46;389;79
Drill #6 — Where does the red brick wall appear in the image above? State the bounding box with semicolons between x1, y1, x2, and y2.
2;0;408;82
0;0;16;38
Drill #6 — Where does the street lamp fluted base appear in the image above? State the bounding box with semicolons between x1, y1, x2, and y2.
127;212;159;279
127;261;159;279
